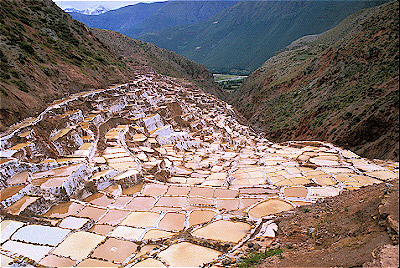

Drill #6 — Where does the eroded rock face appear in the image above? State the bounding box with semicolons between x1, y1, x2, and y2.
0;71;398;267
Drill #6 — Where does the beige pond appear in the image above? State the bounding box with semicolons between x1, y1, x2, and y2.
366;170;397;180
158;212;186;231
5;196;39;215
7;171;29;185
121;212;160;228
214;188;238;198
43;201;84;218
89;224;114;236
142;184;168;196
283;187;308;198
158;242;221;267
142;229;174;240
290;177;312;185
76;206;107;221
189;210;216;226
126;196;156;210
133;258;166;267
166;186;191;196
122;183;144;195
52;231;105;260
91;237;138;263
190;187;215;198
110;226;144;240
111;196;134;208
353;175;382;186
98;209;130;225
313;177;337;186
309;157;339;166
76;258;118;267
216;199;239;211
0;185;25;202
192;220;251;243
156;196;188;207
39;254;76;267
239;198;262;210
248;199;294;218
202;180;224;186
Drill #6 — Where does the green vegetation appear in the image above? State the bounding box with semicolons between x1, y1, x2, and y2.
237;248;283;268
218;79;246;91
214;74;247;91
138;1;387;73
213;74;247;82
69;1;387;74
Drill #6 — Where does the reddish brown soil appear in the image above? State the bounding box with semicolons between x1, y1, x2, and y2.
258;181;399;267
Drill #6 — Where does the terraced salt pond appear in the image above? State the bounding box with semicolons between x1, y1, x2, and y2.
0;72;398;267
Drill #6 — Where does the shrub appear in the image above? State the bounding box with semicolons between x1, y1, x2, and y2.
11;79;29;92
10;69;20;78
238;248;283;268
19;42;35;54
94;56;106;64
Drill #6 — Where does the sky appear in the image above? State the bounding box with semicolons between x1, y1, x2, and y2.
53;1;165;10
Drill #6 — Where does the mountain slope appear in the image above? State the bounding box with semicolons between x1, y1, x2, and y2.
230;1;399;161
0;0;135;131
0;0;219;131
90;28;220;97
69;1;238;38
139;0;388;74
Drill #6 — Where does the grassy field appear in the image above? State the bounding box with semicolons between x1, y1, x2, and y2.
213;74;247;82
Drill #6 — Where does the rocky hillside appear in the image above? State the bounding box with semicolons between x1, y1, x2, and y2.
90;28;220;97
230;1;399;161
0;0;218;131
258;180;398;267
0;0;134;130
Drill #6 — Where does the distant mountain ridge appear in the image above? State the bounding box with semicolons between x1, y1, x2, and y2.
64;5;110;16
68;1;238;37
229;1;399;160
69;0;388;75
139;0;388;74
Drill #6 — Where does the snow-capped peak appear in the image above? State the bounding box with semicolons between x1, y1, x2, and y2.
64;5;110;16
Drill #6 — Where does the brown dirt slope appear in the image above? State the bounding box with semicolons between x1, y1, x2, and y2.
230;1;399;161
90;28;221;98
258;181;399;267
0;0;135;130
0;0;219;131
